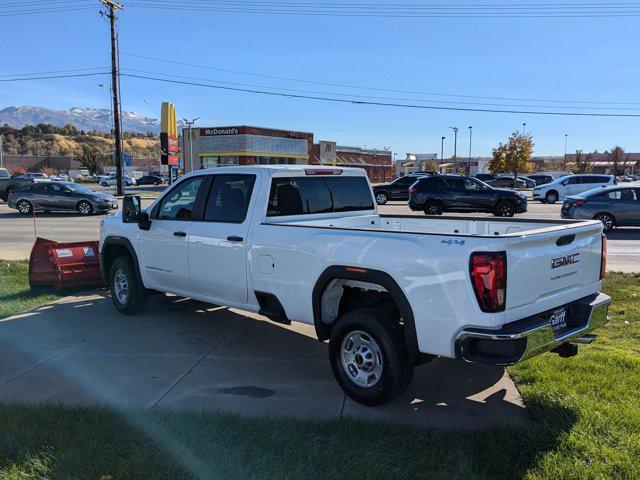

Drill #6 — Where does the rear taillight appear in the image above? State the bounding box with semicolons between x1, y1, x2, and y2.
571;199;586;206
410;187;418;194
470;252;507;313
600;234;607;280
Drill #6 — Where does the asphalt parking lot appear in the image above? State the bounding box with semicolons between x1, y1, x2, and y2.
0;291;527;429
1;193;638;271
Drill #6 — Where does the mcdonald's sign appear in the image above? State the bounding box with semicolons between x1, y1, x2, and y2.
160;102;180;166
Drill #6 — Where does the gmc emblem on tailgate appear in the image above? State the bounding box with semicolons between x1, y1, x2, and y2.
551;253;580;269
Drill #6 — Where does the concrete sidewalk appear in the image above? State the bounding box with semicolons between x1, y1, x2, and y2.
0;292;529;429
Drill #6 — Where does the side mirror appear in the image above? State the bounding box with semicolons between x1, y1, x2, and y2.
138;211;152;231
122;195;141;223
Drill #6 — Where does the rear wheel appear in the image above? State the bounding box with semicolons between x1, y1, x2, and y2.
329;308;413;406
375;192;388;205
101;182;108;187
494;200;516;217
110;256;148;315
423;200;444;215
77;200;93;216
545;191;559;204
595;212;616;232
16;200;33;215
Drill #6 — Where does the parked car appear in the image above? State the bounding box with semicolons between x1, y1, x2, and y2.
135;175;164;186
533;174;615;204
372;174;428;204
525;174;555;186
474;173;496;182
8;181;117;215
100;174;136;187
561;185;640;232
49;174;73;182
101;165;610;406
13;172;50;182
488;177;527;189
0;168;9;179
0;174;34;202
409;174;528;217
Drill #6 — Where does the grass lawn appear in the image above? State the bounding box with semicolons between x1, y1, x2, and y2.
0;261;64;319
0;262;638;479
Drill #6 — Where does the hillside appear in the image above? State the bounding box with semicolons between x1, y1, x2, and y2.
0;124;160;160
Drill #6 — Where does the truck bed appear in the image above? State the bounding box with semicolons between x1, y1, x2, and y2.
264;213;600;238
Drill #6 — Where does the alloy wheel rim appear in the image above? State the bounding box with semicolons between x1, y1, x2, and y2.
113;269;129;305
598;215;613;230
376;193;387;204
341;330;383;388
79;203;91;214
18;201;30;213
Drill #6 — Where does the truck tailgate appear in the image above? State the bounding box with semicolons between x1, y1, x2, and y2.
506;222;604;312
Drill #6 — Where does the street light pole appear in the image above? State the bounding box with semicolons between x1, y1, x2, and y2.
99;83;114;139
564;134;568;171
468;126;473;174
0;134;4;168
182;117;199;173
440;136;445;165
449;127;459;173
522;123;527;135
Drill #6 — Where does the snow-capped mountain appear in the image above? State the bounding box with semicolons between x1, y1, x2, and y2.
0;106;168;134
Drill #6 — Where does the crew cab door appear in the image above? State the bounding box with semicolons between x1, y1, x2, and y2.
138;175;206;293
188;173;257;304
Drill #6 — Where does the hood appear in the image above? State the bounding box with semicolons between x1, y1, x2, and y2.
87;191;116;200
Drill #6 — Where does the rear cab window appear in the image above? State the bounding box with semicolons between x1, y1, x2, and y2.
267;176;374;216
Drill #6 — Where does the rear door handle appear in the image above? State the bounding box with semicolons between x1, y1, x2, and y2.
227;236;243;242
173;231;187;237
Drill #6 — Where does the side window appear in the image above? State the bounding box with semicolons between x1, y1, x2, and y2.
157;176;204;220
49;184;67;194
613;189;637;201
32;184;50;194
424;178;446;189
565;177;580;185
445;178;465;190
464;179;482;191
267;176;374;216
203;174;256;223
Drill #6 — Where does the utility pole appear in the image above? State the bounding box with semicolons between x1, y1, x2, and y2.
0;134;4;168
468;126;473;174
450;127;459;173
101;0;124;195
183;117;199;172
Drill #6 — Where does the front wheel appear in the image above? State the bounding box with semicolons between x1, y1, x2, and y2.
375;192;388;205
494;201;515;217
329;308;413;406
110;256;148;315
101;182;108;187
77;200;93;216
545;191;559;204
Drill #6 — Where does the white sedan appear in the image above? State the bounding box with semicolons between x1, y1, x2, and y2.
100;175;137;187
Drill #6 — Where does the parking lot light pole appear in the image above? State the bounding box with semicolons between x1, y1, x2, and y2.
449;127;459;173
441;136;445;165
183;117;199;173
0;134;4;168
468;126;473;174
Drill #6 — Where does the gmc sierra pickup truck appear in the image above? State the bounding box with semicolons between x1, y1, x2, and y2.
100;165;611;405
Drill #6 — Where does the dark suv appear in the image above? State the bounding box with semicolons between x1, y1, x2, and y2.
372;174;429;204
409;175;528;217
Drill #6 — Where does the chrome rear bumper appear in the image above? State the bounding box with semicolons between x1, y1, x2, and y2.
455;292;611;366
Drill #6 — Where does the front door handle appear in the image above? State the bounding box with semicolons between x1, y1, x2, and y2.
173;231;187;237
227;236;243;242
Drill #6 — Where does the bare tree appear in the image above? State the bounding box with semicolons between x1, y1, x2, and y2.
605;146;630;176
571;150;594;174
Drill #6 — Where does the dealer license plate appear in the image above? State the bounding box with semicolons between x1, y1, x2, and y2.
550;308;568;333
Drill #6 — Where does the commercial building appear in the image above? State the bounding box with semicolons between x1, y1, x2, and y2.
310;141;392;183
182;126;313;171
564;153;640;175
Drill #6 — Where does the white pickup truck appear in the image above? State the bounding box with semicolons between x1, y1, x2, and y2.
100;165;611;405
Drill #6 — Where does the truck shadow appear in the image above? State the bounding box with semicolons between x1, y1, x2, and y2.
0;290;578;477
606;227;640;240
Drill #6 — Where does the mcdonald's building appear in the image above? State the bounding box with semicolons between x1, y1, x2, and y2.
182;125;314;171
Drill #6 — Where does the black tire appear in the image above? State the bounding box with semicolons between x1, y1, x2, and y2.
16;199;33;215
423;200;444;215
101;182;108;187
329;308;413;406
594;212;616;232
109;256;148;315
375;192;388;205
77;200;93;216
494;200;516;217
153;181;160;186
545;191;559;204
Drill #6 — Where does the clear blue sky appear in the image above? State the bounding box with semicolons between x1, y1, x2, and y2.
2;1;640;157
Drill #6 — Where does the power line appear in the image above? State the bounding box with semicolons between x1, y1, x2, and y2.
0;6;96;16
0;67;107;78
121;72;640;117
121;67;640;111
120;52;640;106
0;72;110;82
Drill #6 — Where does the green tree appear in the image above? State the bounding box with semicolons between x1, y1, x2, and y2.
79;144;105;175
490;130;534;177
571;150;593;174
605;146;630;176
